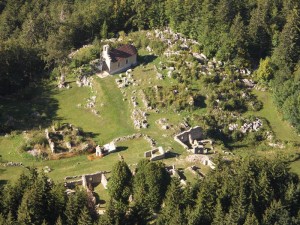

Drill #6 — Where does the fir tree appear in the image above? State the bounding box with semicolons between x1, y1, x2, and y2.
78;206;93;225
243;213;259;225
55;215;63;225
107;161;132;204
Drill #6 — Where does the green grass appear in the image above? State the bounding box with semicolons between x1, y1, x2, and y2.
290;159;300;176
53;76;134;144
250;90;299;142
0;53;189;184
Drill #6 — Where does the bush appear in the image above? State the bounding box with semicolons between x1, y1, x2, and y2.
28;133;48;146
70;45;100;68
52;121;61;130
18;143;32;152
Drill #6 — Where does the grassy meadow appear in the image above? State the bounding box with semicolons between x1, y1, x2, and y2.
1;49;300;189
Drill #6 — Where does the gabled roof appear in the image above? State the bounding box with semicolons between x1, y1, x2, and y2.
109;44;137;62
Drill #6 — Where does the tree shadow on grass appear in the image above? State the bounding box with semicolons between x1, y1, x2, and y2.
138;55;157;66
116;146;128;152
194;95;207;108
0;179;8;188
93;191;106;205
0;82;61;134
0;168;8;188
164;151;180;159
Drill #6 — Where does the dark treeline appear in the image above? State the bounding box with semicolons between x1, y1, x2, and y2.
0;157;299;224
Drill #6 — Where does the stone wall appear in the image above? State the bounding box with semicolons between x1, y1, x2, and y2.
64;171;109;189
101;174;108;189
109;55;137;74
174;126;203;149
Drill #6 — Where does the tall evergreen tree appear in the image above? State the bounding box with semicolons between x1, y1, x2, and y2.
107;160;132;204
77;206;93;225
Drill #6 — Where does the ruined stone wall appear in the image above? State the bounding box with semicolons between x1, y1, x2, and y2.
101;174;108;189
84;172;103;184
174;126;203;148
64;171;109;189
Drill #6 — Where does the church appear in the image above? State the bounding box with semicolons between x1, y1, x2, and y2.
101;44;138;74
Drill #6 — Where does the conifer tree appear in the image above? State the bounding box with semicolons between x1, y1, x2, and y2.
5;212;15;225
157;178;184;224
55;215;63;225
212;200;225;225
101;20;108;39
243;213;259;225
107;160;132;204
272;7;300;70
78;206;93;225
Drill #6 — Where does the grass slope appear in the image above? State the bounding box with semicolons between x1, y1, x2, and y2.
53;76;134;144
251;90;299;142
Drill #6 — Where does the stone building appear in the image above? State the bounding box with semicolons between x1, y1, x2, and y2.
101;44;138;74
144;146;165;161
174;126;213;154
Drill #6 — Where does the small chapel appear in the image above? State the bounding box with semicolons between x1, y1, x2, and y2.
101;44;138;74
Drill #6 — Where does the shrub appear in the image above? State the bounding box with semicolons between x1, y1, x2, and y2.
28;133;48;146
70;45;100;68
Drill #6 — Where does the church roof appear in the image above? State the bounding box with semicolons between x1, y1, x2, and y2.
109;44;137;62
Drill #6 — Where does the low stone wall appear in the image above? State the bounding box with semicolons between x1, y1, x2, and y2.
113;133;156;147
1;162;23;167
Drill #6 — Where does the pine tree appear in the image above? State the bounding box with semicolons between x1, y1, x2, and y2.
17;183;44;225
55;215;63;225
107;161;132;204
64;194;78;225
262;200;291;225
0;214;5;225
157;178;184;224
100;20;108;39
48;184;66;225
6;212;15;225
99;199;127;225
243;213;259;225
272;7;300;70
78;206;93;225
212;200;225;225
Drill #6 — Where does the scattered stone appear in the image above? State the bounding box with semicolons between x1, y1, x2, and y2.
43;166;51;173
2;162;23;167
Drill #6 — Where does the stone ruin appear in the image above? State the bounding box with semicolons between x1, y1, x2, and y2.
85;95;99;116
64;171;109;191
242;79;255;88
148;28;253;82
174;126;203;149
165;165;187;186
144;146;166;161
131;108;148;129
44;123;95;154
174;126;213;154
229;118;263;133
156;118;171;130
112;133;156;148
186;154;216;170
115;69;136;88
76;75;93;87
58;74;69;89
95;142;117;157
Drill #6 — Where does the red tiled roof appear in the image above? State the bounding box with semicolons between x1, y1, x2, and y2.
109;44;137;62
